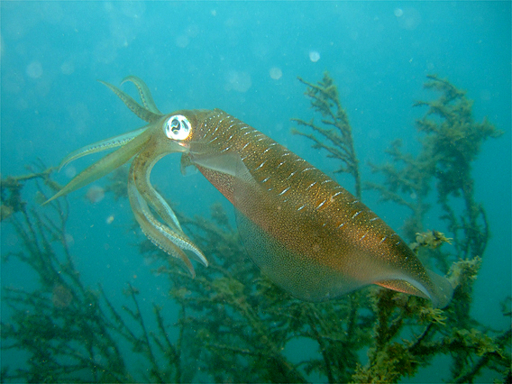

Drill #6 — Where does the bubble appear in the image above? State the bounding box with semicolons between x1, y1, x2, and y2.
225;71;252;93
394;8;403;17
60;61;75;75
269;67;282;80
309;50;320;63
186;24;200;38
106;215;115;224
120;1;146;18
52;284;73;308
397;8;422;30
86;185;105;204
26;61;43;79
65;165;77;179
176;35;190;48
93;354;103;364
65;233;75;247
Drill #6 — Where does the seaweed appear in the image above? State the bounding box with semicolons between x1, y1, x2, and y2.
1;167;187;383
1;74;510;383
291;72;361;199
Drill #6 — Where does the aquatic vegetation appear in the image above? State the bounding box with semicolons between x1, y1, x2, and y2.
0;170;188;383
292;72;361;199
1;74;510;383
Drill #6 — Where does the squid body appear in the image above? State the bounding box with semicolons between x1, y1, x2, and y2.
46;77;453;308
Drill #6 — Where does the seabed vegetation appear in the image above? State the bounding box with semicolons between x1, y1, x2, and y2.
1;74;510;383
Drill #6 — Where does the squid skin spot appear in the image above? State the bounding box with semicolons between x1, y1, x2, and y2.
279;187;291;196
351;211;362;219
316;199;326;209
379;236;387;244
370;217;378;222
297;204;306;211
286;171;297;180
337;222;345;228
305;182;317;190
255;161;267;170
261;176;271;183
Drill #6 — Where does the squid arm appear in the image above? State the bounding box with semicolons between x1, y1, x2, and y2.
45;127;153;204
59;126;147;171
98;80;162;123
121;75;162;115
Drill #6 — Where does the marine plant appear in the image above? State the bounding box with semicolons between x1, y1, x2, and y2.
1;74;510;383
291;73;361;199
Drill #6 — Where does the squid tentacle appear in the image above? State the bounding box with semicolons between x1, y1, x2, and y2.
141;181;184;233
121;76;161;115
59;126;147;171
99;80;162;123
135;153;184;233
128;161;207;276
128;177;195;276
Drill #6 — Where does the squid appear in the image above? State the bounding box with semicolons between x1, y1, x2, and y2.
46;76;453;307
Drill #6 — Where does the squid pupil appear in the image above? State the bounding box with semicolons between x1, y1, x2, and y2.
171;119;180;133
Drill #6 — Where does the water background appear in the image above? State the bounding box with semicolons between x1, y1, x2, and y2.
1;2;510;382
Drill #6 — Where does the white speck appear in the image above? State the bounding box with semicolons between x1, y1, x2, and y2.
394;8;403;17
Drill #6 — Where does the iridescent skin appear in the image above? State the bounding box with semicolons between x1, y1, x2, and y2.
46;77;453;307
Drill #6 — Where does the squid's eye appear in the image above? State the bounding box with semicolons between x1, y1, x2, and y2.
164;115;192;141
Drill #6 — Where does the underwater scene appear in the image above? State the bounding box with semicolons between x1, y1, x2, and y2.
1;2;510;383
